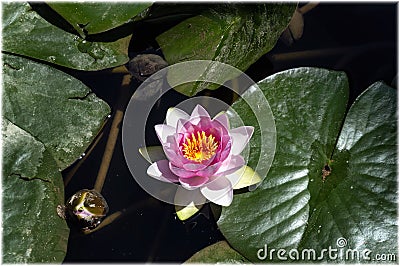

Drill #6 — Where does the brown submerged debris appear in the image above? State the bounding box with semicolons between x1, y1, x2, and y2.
322;163;332;182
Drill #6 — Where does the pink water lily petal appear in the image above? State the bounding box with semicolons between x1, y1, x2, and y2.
205;126;224;142
200;176;233;206
166;107;189;127
213;135;232;163
182;163;209;171
163;134;179;149
162;135;186;167
147;160;179;183
212;112;230;130
179;176;209;190
181;149;218;171
170;163;198;178
176;118;186;133
163;146;184;168
191;104;211;119
176;118;203;134
195;163;220;178
215;154;245;176
155;124;175;143
197;117;214;131
230;126;254;155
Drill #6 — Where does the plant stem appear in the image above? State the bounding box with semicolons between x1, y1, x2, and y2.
298;2;319;15
82;198;158;235
231;77;240;103
93;74;131;193
110;65;130;74
146;209;169;262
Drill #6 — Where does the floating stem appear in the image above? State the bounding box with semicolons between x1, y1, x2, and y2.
94;74;131;193
83;198;158;235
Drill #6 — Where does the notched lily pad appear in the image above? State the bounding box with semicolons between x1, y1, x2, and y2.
217;68;397;263
218;67;349;262
299;81;397;262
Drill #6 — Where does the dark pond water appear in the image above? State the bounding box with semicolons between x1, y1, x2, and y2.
62;3;396;263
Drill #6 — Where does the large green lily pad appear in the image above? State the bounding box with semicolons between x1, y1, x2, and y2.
2;119;69;263
217;68;397;262
3;53;110;169
298;81;397;262
2;2;131;71
2;54;110;262
48;2;152;36
156;4;296;96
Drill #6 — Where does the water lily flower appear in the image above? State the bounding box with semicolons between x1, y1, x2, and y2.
141;105;261;218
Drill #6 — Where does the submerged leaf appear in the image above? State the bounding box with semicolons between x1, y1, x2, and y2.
2;2;131;70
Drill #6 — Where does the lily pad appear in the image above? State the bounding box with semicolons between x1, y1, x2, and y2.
2;119;69;263
2;53;110;262
218;68;397;262
156;4;296;96
2;2;131;71
298;81;397;262
185;241;250;264
3;53;110;169
48;2;152;36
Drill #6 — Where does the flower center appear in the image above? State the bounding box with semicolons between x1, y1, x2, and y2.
181;131;218;162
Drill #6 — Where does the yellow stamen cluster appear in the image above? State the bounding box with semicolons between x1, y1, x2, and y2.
182;131;218;162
